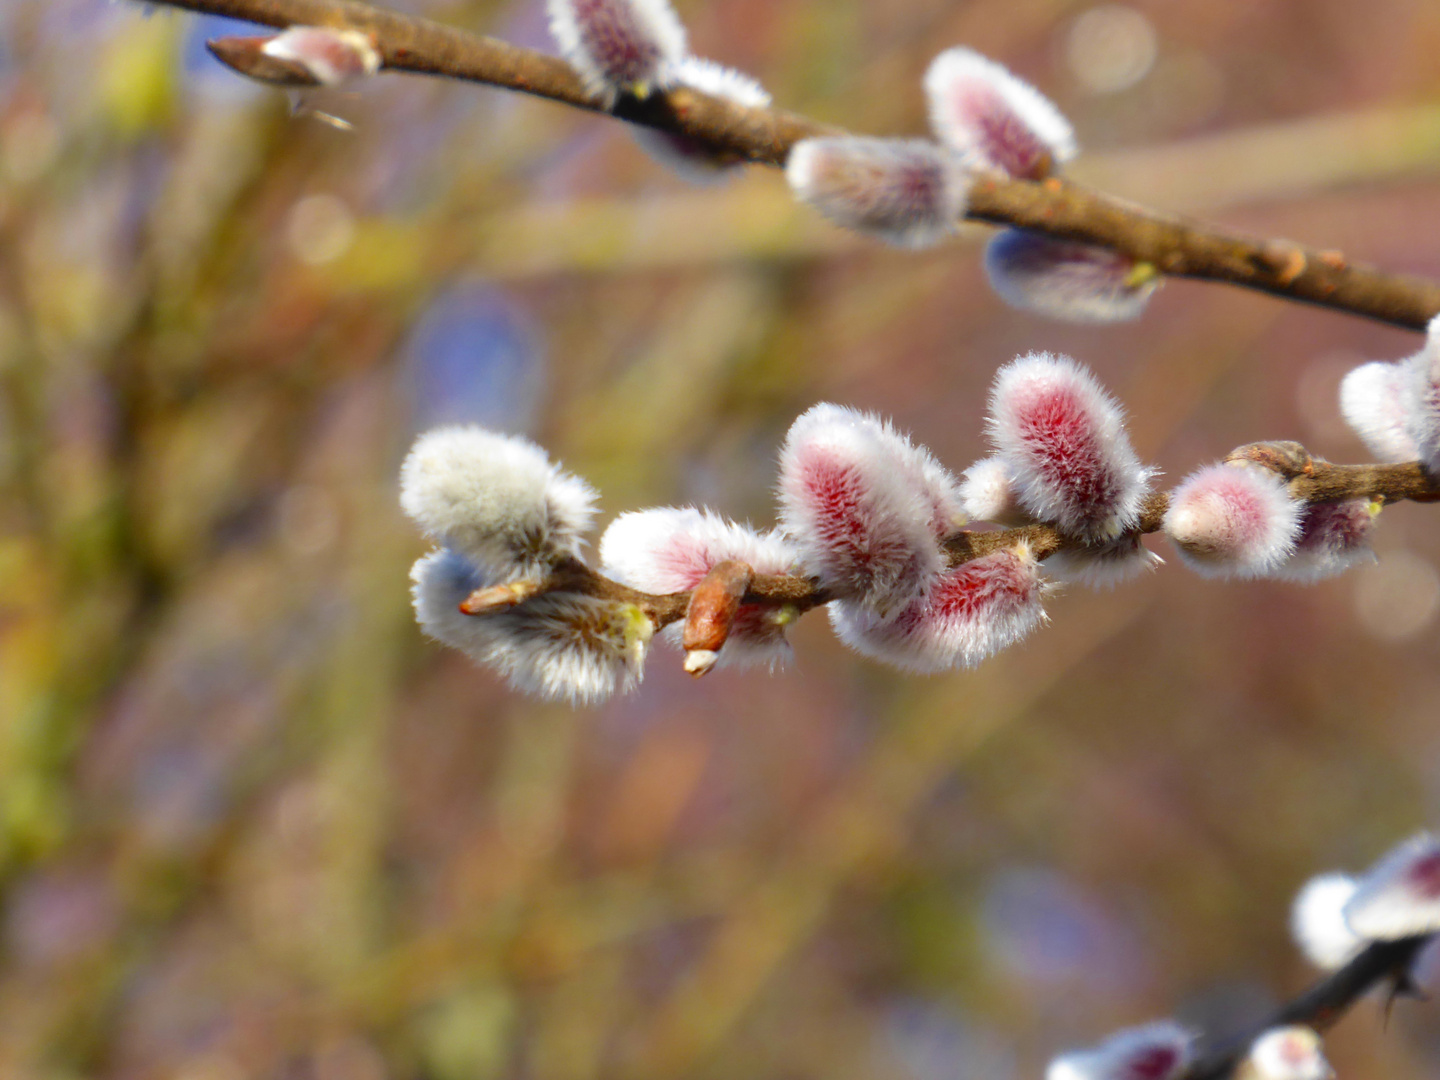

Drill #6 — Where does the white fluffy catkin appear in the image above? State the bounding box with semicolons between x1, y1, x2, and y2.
1342;831;1440;941
400;426;597;580
630;57;771;182
1339;360;1420;463
411;547;651;704
777;403;963;616
1289;873;1363;970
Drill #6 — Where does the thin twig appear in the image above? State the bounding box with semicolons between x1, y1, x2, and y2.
541;453;1440;631
152;0;1440;329
1183;935;1432;1080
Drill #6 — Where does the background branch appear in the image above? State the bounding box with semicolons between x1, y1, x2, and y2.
155;0;1440;329
1184;935;1433;1080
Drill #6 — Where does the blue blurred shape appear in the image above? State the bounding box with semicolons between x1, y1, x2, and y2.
980;866;1143;993
403;283;546;433
883;1000;1016;1080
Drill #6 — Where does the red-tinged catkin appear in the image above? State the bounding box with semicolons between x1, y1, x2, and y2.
785;137;973;249
984;230;1159;324
828;544;1048;673
1342;832;1440;941
1046;1021;1194;1080
1162;463;1302;579
546;0;687;105
1271;499;1378;584
260;26;381;87
778;404;963;616
924;46;1076;180
987;353;1153;541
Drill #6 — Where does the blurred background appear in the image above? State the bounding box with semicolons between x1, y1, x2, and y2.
3;0;1440;1076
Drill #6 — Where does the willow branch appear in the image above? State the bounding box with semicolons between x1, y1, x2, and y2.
154;0;1440;329
1183;934;1433;1080
533;452;1440;631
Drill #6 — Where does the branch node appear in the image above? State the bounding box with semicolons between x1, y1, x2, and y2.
1225;440;1315;479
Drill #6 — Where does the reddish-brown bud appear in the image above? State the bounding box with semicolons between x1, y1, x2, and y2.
682;560;754;676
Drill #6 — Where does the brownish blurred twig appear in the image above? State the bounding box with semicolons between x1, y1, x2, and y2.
152;0;1440;329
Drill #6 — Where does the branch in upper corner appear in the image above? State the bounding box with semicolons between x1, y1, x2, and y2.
156;0;1440;329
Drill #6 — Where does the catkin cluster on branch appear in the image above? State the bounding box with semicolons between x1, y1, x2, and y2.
392;330;1440;705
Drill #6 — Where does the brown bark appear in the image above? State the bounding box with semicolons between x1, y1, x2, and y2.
160;0;1440;328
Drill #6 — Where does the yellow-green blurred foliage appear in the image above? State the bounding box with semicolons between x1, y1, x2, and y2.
3;0;1440;1077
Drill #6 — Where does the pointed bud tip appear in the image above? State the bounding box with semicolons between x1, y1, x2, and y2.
207;34;322;87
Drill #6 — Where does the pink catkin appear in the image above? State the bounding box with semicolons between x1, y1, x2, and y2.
1163;464;1301;578
989;354;1151;541
1124;1047;1185;1080
778;405;960;616
794;442;934;601
546;0;685;103
829;546;1047;672
924;47;1076;180
1272;500;1376;583
1046;1022;1193;1080
573;0;656;84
